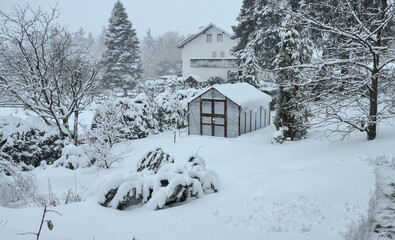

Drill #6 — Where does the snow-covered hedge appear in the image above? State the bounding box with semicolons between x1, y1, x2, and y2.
0;116;67;167
92;93;158;142
91;89;198;141
97;149;219;210
154;88;199;131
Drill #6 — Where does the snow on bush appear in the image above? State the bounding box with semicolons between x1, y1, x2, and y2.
92;93;158;142
97;150;219;210
137;148;174;173
0;116;67;167
53;144;92;169
154;88;199;131
273;126;289;144
0;159;36;202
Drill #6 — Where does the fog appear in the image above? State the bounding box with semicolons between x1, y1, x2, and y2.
0;0;242;37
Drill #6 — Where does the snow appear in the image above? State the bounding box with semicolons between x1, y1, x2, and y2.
53;144;92;169
1;106;395;240
213;83;272;110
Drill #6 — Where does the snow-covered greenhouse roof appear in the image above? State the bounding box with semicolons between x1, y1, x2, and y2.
193;83;272;110
176;23;232;48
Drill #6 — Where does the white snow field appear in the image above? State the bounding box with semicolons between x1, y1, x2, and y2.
0;107;394;240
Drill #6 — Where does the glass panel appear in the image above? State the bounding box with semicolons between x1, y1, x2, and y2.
202;100;211;114
202;124;212;136
214;101;224;115
214;117;224;125
227;100;239;137
217;34;223;42
202;116;211;124
246;111;251;133
212;90;225;99
251;111;256;131
189;100;201;135
240;111;245;134
202;90;212;99
214;126;225;137
206;34;212;42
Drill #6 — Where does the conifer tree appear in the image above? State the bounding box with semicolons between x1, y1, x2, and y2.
103;0;141;96
273;15;313;140
232;0;283;87
141;28;157;78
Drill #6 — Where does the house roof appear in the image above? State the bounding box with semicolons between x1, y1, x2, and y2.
213;83;272;110
176;23;233;48
185;74;203;82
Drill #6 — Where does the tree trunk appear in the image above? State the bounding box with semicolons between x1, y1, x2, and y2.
367;74;378;140
123;88;128;97
367;0;387;141
73;111;79;145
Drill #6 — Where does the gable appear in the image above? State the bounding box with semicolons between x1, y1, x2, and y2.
176;23;233;49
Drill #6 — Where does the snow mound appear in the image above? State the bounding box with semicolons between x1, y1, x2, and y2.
97;151;219;210
53;144;92;169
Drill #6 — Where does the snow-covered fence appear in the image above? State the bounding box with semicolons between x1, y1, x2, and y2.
0;102;24;108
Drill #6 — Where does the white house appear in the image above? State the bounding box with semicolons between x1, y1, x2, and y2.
176;23;238;83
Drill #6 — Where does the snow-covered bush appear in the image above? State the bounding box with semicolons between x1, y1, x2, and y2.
154;88;199;131
53;144;92;169
0;116;67;167
187;155;219;194
137;148;174;173
273;126;289;144
92;93;158;142
206;76;225;86
97;150;219;210
0;159;36;202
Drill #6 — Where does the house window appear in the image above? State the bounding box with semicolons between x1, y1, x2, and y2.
220;51;225;57
217;34;223;42
212;51;217;58
206;34;212;42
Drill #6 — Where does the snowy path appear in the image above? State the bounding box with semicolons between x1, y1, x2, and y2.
367;155;395;240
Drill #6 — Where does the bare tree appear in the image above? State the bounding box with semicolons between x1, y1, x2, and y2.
0;5;99;143
293;1;395;140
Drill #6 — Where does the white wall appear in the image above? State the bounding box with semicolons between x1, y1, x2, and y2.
180;26;238;81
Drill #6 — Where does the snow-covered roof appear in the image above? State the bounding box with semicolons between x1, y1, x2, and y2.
176;23;232;48
159;75;178;80
212;83;272;110
185;74;203;82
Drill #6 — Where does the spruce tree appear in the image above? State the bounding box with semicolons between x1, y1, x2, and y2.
232;0;283;88
141;28;157;78
273;15;313;141
104;0;141;96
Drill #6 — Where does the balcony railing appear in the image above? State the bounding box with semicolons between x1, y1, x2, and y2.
190;58;238;68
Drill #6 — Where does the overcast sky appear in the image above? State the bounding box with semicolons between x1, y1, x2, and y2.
0;0;242;38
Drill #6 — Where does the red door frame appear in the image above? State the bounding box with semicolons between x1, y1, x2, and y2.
200;99;227;137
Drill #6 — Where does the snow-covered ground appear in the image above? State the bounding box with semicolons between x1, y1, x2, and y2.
1;107;394;240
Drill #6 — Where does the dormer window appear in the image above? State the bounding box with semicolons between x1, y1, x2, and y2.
217;34;223;42
206;34;212;43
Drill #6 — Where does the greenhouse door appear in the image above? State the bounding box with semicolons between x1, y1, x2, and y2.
201;99;227;137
